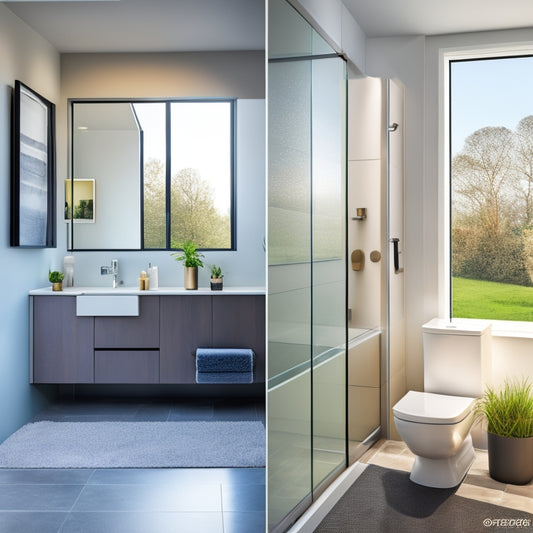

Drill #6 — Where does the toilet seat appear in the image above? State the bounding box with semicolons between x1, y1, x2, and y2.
393;391;475;425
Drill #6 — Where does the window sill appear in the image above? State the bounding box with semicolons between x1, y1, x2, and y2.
487;320;533;339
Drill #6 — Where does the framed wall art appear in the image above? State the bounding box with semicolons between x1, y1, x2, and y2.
11;80;56;247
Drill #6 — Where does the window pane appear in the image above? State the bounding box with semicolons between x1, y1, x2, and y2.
450;56;533;321
170;102;232;249
134;103;167;249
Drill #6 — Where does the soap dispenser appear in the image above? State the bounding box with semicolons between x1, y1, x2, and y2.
147;263;159;290
63;255;74;287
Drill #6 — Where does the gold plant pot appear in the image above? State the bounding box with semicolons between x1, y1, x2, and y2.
184;266;198;290
52;282;63;292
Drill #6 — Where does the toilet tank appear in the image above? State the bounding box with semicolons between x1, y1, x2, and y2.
423;318;492;397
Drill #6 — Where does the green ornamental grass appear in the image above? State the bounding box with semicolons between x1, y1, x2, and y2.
476;379;533;439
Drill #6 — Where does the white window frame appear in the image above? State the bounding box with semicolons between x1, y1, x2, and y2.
440;42;533;335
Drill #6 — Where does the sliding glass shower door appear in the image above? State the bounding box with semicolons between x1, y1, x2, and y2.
268;1;347;531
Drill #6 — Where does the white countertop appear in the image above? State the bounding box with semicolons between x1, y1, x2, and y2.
30;286;266;296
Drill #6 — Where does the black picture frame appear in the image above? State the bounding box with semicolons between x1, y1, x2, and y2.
11;80;56;248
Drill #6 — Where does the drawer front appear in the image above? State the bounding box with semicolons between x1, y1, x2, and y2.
94;350;159;383
94;296;159;349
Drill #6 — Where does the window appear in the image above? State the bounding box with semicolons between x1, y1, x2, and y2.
449;55;533;321
70;100;235;251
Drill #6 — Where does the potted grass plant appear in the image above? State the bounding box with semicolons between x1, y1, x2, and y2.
171;240;204;290
49;270;65;292
476;378;533;484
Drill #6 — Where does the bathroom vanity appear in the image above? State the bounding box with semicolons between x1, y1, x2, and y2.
29;288;265;385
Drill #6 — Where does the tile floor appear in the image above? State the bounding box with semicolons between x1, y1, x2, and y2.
360;439;533;515
0;398;266;533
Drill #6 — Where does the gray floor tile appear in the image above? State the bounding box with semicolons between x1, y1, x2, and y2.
0;511;67;533
73;483;222;512
224;511;266;533
60;511;224;533
88;467;265;487
167;404;214;421
0;469;93;485
222;483;266;512
0;484;84;511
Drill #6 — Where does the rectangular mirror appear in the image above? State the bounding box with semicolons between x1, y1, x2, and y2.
69;100;235;251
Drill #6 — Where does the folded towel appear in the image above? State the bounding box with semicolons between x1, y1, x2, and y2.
196;371;254;384
196;348;254;373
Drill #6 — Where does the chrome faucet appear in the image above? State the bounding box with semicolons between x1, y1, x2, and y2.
101;259;119;288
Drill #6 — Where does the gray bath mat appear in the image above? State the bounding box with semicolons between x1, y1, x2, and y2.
0;421;265;468
315;465;533;532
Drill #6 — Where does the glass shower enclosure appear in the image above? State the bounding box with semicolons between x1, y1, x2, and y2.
267;1;347;530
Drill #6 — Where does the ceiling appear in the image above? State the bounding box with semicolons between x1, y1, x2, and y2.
3;0;265;53
342;0;533;38
3;0;533;54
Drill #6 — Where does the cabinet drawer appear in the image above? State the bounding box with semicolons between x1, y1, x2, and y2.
94;296;159;349
94;350;159;383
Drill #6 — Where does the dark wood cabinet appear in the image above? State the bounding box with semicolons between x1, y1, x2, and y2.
32;293;265;384
159;296;212;383
33;296;94;383
95;350;159;383
212;295;265;382
94;296;159;349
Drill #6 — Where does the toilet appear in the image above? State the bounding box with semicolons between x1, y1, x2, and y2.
393;318;492;488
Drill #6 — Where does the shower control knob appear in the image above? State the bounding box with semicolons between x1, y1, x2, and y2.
370;250;381;263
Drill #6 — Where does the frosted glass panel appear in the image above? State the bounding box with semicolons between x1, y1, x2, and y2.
312;57;347;489
268;1;346;530
268;55;313;530
268;60;311;265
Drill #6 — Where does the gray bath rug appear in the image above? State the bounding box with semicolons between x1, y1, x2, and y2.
315;464;533;532
0;421;265;468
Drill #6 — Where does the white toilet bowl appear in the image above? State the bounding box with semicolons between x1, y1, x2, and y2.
393;391;476;488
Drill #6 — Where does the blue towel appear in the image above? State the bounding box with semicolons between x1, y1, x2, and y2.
196;371;254;384
196;348;254;373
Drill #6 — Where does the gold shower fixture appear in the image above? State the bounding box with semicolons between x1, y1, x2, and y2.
352;208;367;221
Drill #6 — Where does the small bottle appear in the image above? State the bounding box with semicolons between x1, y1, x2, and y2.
63;255;74;287
148;264;158;290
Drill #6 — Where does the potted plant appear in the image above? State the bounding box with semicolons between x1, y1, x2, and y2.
476;379;533;484
171;240;204;290
49;270;65;292
210;265;223;291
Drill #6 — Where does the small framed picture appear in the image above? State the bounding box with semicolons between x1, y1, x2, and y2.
65;178;95;223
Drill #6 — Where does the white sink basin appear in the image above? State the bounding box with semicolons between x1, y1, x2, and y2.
76;295;139;316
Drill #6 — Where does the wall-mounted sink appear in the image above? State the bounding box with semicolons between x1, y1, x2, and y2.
76;294;139;316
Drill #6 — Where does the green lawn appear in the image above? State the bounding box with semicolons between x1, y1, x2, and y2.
453;277;533;321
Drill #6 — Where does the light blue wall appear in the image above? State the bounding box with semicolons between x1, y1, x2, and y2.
0;4;62;443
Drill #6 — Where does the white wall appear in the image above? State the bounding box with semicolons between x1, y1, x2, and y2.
365;29;533;392
59;52;265;288
0;4;62;442
365;36;426;391
73;129;140;249
290;0;366;73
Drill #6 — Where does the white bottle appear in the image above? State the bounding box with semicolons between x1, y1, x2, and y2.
148;263;158;290
63;255;74;287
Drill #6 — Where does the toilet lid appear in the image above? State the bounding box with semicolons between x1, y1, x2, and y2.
393;391;475;424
